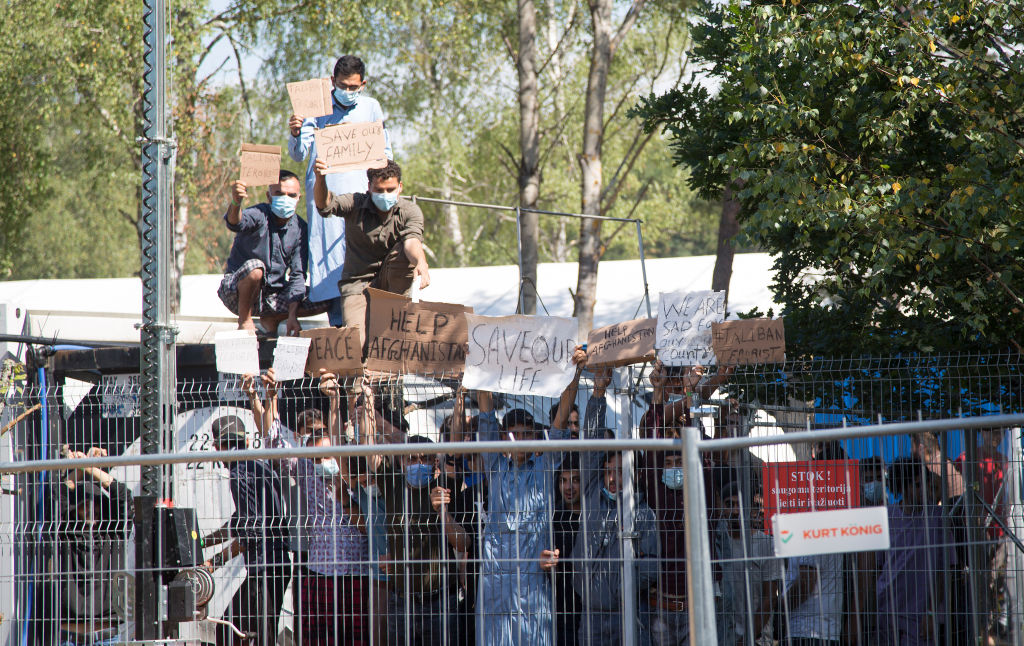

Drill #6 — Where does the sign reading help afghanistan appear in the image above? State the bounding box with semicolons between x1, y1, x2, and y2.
773;507;890;557
655;290;725;366
711;318;786;365
463;314;579;398
314;121;389;174
586;318;657;367
238;143;281;186
214;330;260;375
762;460;861;532
299;327;363;377
286;77;334;118
364;288;471;376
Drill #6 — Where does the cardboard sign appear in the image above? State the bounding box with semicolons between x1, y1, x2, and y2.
587;318;657;367
463;314;579;398
286;77;333;118
314;121;389;174
271;336;312;381
712;318;786;365
364;288;471;376
214;330;260;375
762;460;861;531
238;143;281;187
773;507;890;557
299;327;363;377
655;290;725;366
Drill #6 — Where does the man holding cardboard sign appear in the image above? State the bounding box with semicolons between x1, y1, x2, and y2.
288;55;393;327
313;157;430;344
219;170;327;335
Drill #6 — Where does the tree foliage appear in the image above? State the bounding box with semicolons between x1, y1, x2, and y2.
635;0;1024;356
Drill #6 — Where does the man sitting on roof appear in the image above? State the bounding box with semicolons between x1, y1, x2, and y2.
219;170;328;335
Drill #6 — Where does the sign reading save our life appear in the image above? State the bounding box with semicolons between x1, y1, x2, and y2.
773;506;890;557
463;314;579;398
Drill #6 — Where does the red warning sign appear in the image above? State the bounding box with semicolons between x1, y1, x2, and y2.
762;460;860;532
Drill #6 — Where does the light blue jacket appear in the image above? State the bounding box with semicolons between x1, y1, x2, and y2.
287;96;392;302
477;410;566;646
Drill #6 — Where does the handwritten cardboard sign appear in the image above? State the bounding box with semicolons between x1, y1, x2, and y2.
463;314;579;398
364;288;471;376
214;330;260;375
314;121;388;174
299;327;362;377
586;318;657;367
712;318;786;365
238;143;281;187
763;460;861;532
271;336;312;381
286;77;333;118
655;290;725;366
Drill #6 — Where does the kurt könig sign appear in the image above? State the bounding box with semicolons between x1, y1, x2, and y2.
762;460;861;532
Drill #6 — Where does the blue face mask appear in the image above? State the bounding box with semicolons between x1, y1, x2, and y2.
601;487;618;503
371;190;399;213
269;194;298;219
314;458;340;478
405;463;434;488
333;86;361;107
661;467;685;491
863;481;886;505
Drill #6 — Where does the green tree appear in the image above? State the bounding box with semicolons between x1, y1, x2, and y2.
635;0;1024;356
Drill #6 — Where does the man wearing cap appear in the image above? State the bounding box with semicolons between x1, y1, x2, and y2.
204;415;290;646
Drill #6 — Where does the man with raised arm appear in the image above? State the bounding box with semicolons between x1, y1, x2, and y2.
473;345;587;646
288;54;393;326
312;157;430;344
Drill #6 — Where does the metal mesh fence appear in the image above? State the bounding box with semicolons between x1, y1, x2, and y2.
0;354;1021;645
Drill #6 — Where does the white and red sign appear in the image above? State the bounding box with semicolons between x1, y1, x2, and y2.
762;460;860;531
772;506;890;557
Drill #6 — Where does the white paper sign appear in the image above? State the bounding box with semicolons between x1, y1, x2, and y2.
463;314;579;398
100;374;140;418
655;290;725;365
214;330;260;375
271;336;312;381
772;506;890;557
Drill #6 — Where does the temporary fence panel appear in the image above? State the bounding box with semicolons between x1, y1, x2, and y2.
0;354;1022;645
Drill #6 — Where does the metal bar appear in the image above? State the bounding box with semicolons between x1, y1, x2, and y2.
408;195;641;223
635;221;653;319
619;388;638;645
682;425;717;642
515;206;525;315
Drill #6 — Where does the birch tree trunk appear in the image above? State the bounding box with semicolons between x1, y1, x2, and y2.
442;160;466;265
517;0;541;314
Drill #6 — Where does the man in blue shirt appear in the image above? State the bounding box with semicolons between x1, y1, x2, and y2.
218;170;326;336
288;55;393;326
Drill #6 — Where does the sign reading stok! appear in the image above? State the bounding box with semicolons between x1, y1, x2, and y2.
762;460;860;531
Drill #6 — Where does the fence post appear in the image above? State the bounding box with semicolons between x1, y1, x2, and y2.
620;379;638;644
682;424;717;642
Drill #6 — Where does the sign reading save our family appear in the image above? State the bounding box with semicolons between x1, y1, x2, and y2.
655;290;725;366
711;318;786;365
364;288;471;376
463;314;579;398
586;318;657;367
314;121;389;174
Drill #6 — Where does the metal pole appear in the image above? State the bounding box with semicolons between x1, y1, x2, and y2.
682;425;717;642
138;0;176;638
635;221;653;319
620;383;638;644
515;206;526;314
1009;428;1024;646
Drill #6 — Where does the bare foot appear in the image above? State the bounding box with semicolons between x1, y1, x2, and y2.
238;317;256;332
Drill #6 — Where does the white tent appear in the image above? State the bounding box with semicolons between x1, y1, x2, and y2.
0;253;779;350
